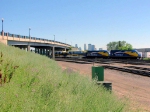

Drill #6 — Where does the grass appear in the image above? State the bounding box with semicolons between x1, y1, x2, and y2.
143;58;150;60
0;43;139;112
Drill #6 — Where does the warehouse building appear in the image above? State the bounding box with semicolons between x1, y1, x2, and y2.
134;48;150;58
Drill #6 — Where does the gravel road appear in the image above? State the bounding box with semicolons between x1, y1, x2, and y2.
57;61;150;111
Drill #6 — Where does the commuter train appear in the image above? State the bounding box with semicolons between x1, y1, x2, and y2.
55;50;142;59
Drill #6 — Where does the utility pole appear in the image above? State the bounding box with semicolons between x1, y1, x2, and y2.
1;18;4;36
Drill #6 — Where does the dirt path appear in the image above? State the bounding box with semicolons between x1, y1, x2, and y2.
57;61;150;111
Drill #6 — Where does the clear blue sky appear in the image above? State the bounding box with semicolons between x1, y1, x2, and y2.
1;0;150;50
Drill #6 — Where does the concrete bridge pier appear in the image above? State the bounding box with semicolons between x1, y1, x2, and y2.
52;46;55;59
27;45;30;51
43;48;45;55
45;49;48;56
40;48;42;55
37;48;40;54
42;48;45;55
43;49;46;55
48;48;52;58
35;48;38;53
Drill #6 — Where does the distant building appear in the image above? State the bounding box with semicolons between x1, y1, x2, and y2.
134;48;150;58
71;47;79;51
99;48;103;50
75;44;78;48
91;45;95;50
88;44;92;50
84;44;87;51
79;47;82;51
134;48;150;52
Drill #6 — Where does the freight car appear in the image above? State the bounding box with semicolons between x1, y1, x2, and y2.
55;51;68;58
55;51;86;58
66;51;86;58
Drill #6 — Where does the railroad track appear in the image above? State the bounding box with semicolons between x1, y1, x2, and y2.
103;65;150;77
56;58;150;77
55;58;150;65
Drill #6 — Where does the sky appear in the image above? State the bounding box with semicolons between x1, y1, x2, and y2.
1;0;150;50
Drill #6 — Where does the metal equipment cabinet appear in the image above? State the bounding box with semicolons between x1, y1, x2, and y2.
92;66;104;81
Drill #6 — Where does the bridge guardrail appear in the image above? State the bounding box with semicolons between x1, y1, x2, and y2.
0;31;71;47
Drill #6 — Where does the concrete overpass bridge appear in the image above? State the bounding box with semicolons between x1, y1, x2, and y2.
0;31;71;59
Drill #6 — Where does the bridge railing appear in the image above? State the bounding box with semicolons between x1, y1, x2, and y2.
0;31;71;47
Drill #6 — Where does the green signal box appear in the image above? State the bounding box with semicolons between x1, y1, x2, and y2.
92;66;104;81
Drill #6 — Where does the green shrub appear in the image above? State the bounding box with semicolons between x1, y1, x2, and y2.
143;58;150;60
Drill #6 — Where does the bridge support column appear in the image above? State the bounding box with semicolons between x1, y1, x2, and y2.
48;48;52;58
35;48;37;53
40;48;42;55
42;49;45;55
37;48;40;54
52;46;55;59
27;45;30;51
45;49;48;56
43;49;46;55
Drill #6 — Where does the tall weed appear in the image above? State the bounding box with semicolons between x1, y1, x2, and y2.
0;43;139;112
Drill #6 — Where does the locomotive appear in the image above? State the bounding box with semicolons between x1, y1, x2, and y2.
55;50;141;59
86;50;109;58
110;50;141;59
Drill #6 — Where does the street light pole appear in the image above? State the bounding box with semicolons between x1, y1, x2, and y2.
2;18;4;32
52;35;55;59
27;28;31;52
1;18;4;36
29;28;31;40
65;39;66;51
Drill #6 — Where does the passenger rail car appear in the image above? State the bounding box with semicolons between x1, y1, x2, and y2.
55;51;68;58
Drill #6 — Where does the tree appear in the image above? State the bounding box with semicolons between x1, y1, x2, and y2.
68;46;72;51
107;41;133;51
118;43;133;50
